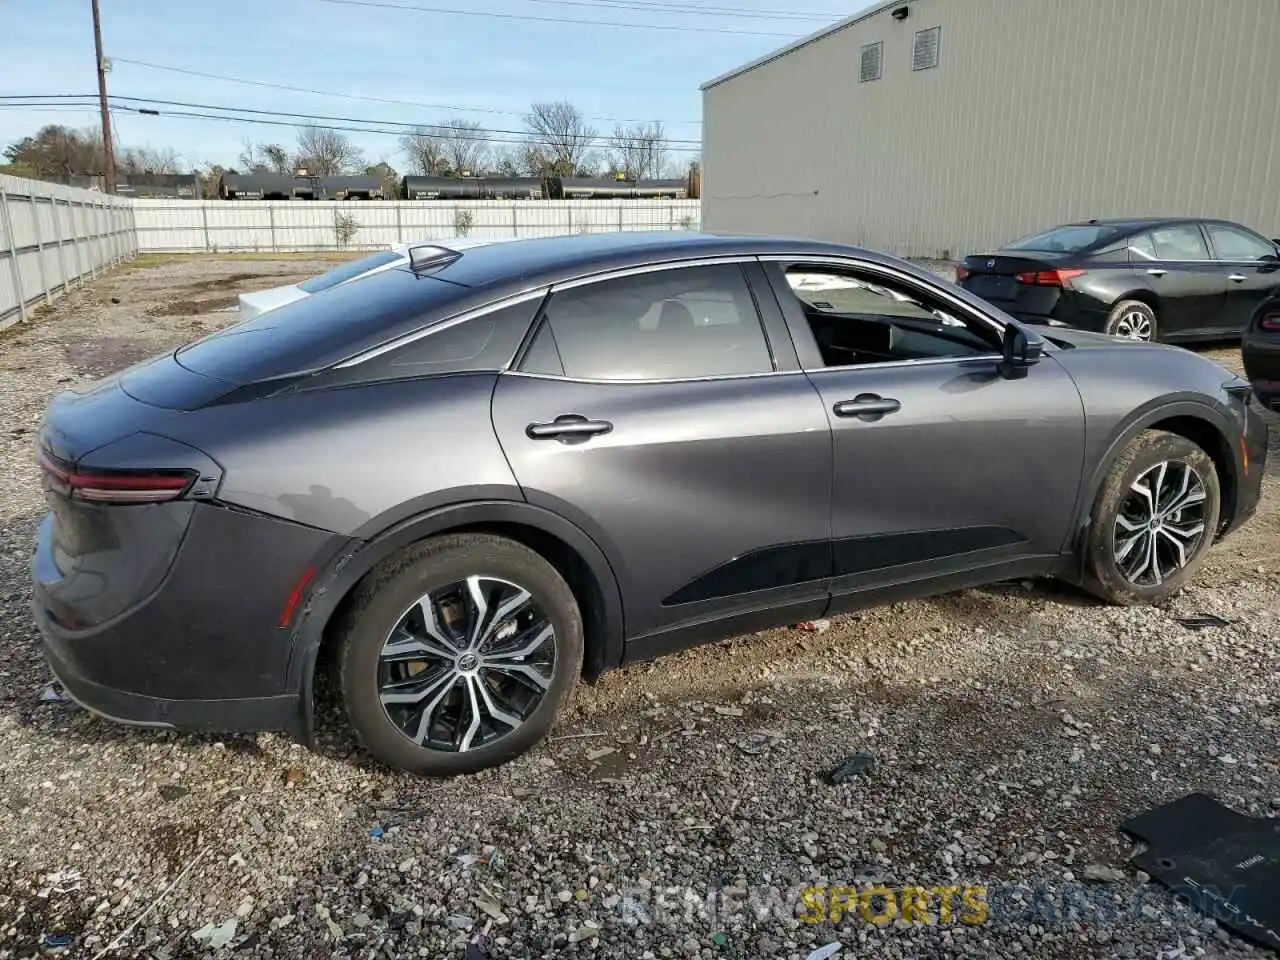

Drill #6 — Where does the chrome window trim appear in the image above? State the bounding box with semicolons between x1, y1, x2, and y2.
503;352;1003;387
548;255;761;292
333;287;550;369
502;368;808;386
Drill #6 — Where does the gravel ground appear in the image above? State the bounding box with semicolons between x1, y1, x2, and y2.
0;255;1277;960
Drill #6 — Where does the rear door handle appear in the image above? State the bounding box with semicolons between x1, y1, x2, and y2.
1147;268;1167;277
1228;273;1247;283
526;414;613;442
833;394;901;421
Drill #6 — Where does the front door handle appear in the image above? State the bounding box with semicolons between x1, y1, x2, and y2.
833;394;902;421
1147;268;1167;278
1228;273;1247;283
526;414;613;442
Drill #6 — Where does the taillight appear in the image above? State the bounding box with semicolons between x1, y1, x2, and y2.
1016;268;1086;287
1261;311;1280;331
955;265;971;282
37;448;195;504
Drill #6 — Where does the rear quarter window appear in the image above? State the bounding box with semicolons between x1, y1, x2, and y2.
175;269;467;384
314;298;543;388
1006;225;1125;253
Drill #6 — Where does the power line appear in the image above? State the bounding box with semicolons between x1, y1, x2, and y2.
110;57;704;126
314;0;798;36
108;102;705;154
437;0;836;22
106;94;705;144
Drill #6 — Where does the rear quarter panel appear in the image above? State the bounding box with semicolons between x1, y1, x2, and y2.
156;374;522;536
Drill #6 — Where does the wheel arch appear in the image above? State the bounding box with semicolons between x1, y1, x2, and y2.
1063;398;1241;581
1113;289;1161;314
285;500;626;742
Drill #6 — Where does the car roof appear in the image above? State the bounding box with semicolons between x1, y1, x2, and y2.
391;230;874;294
1059;216;1245;231
179;231;948;386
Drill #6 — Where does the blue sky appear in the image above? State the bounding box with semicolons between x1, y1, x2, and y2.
1;0;858;173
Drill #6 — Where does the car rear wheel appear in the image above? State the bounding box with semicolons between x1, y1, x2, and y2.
1083;430;1220;605
335;533;583;775
1105;300;1159;342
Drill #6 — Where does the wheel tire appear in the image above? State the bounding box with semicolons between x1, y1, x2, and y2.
1104;299;1159;342
335;533;583;776
1083;430;1220;606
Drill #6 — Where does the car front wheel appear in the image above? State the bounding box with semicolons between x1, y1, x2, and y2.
335;533;583;775
1105;299;1159;342
1083;430;1220;605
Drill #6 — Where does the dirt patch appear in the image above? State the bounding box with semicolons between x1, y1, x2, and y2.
145;294;239;318
62;335;167;379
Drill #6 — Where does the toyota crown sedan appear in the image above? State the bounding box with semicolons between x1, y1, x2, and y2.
32;232;1268;775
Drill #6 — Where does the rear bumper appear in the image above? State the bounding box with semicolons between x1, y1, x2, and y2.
30;500;340;739
1009;297;1111;333
41;629;301;734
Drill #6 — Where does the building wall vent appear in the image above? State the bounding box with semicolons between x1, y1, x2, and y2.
912;26;941;71
860;41;883;82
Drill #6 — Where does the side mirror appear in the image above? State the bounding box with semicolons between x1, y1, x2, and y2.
998;324;1044;380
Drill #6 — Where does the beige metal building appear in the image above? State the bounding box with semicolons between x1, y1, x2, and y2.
701;0;1280;258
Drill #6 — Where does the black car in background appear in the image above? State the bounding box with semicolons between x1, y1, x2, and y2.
957;218;1280;343
1243;293;1280;410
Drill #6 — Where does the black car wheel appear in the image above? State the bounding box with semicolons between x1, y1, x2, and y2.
1083;430;1220;605
1105;300;1159;342
335;533;583;775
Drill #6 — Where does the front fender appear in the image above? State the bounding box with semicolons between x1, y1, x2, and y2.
1062;394;1246;578
283;499;626;742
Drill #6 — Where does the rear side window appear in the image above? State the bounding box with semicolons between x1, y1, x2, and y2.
299;249;404;293
321;299;541;387
525;264;774;381
1149;224;1211;261
1126;233;1157;260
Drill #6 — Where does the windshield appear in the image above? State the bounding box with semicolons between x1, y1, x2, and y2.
1005;225;1126;253
299;249;404;293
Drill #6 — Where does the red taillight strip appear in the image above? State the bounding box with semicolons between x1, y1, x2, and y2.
36;448;194;503
279;567;317;628
1016;268;1086;287
1260;312;1280;331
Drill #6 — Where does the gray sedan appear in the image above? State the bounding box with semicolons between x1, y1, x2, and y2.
32;232;1268;775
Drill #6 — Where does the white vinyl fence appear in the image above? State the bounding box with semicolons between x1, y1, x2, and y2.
132;199;703;252
0;179;702;329
0;175;137;329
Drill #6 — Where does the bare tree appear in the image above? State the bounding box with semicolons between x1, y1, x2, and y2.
400;127;446;176
118;144;181;175
522;101;597;177
607;122;668;180
294;126;363;175
263;144;293;174
432;118;489;176
490;146;521;178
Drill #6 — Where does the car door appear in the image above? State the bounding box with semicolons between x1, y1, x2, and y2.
1136;223;1229;339
758;257;1087;609
1203;221;1280;335
490;259;834;651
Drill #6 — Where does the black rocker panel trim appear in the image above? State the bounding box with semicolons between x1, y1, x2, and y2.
662;526;1027;605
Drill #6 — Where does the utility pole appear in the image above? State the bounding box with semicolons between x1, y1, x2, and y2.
91;0;116;194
